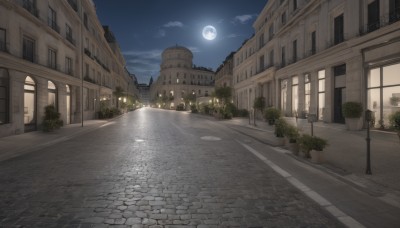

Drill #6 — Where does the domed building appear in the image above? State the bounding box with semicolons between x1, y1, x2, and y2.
150;45;215;109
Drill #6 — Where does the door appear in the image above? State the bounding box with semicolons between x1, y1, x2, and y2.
334;88;345;124
24;76;36;132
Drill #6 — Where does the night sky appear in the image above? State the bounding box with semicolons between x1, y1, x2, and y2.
93;0;267;84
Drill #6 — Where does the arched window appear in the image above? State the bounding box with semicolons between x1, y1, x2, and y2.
0;68;9;124
48;80;57;108
24;76;36;130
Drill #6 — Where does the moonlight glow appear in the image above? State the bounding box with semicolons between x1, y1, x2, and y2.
202;25;217;40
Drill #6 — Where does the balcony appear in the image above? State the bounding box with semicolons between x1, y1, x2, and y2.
67;0;78;12
21;0;39;18
359;11;400;36
48;20;60;33
84;48;92;57
66;34;75;45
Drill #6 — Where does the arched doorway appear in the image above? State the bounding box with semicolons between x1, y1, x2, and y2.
48;80;57;108
66;85;71;124
24;76;36;132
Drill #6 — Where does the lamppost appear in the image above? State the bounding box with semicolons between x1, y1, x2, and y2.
365;109;372;175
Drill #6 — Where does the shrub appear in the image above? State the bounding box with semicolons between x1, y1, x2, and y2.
389;111;400;131
342;102;363;118
42;105;63;132
298;134;328;157
190;104;198;113
284;124;300;143
274;118;287;138
264;107;281;125
176;103;185;111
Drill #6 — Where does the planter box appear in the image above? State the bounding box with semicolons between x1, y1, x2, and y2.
310;150;324;164
345;117;363;131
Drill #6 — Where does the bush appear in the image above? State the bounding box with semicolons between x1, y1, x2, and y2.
176;103;185;111
284;124;300;143
342;102;363;118
190;104;198;113
389;111;400;140
298;134;328;157
274;118;287;138
42;105;63;132
264;107;281;124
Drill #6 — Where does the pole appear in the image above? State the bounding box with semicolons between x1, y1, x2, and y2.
80;0;84;127
366;119;372;174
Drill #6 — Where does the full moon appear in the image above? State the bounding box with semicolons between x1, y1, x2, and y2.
202;25;217;40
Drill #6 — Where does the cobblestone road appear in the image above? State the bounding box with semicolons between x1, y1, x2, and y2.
0;109;341;227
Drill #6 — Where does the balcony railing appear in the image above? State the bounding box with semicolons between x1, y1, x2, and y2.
67;0;78;12
21;0;39;18
66;34;75;45
84;48;91;57
48;20;60;33
360;10;400;36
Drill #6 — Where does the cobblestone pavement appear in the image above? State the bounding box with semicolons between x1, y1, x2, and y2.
0;109;341;227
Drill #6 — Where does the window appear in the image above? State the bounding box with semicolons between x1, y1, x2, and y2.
0;69;9;124
368;0;380;32
259;33;264;49
281;46;286;67
304;74;311;113
311;31;316;55
22;0;38;17
259;55;265;72
282;11;287;25
66;57;73;75
85;63;89;77
292;76;298;116
84;13;88;29
269;24;274;40
367;63;400;129
48;6;59;33
66;24;74;44
318;70;326;120
24;76;36;125
84;87;89;110
48;80;57;107
23;36;35;62
389;0;400;23
0;28;5;51
281;79;288;112
292;40;297;63
333;64;346;76
269;49;274;66
334;14;344;45
48;48;57;70
293;0;297;11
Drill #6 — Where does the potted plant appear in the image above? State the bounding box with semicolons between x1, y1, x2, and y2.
390;96;400;106
41;105;63;132
284;124;300;155
274;118;287;146
342;101;363;130
264;107;281;125
389;111;400;141
298;134;313;158
309;136;328;164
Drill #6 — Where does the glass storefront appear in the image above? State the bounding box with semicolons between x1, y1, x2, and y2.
24;76;36;131
367;63;400;128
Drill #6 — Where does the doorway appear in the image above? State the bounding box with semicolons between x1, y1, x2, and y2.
24;76;36;132
334;87;345;123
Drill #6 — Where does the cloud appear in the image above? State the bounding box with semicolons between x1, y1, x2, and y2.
155;29;166;38
163;21;184;28
187;46;200;53
123;49;163;84
234;14;256;24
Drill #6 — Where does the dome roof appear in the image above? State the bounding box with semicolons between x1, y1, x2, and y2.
163;45;192;53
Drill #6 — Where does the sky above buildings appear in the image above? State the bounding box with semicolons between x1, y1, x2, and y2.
93;0;267;84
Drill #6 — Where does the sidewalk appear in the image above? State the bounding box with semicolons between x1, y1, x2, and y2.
0;119;110;162
222;116;400;207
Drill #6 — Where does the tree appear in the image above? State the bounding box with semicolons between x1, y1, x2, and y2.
183;93;196;109
113;86;125;109
253;96;266;114
214;86;232;106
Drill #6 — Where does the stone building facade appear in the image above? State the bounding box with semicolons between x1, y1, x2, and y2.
150;46;215;109
0;0;138;138
233;0;400;128
215;52;235;88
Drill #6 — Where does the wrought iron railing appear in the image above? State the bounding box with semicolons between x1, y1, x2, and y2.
21;0;39;18
359;10;400;35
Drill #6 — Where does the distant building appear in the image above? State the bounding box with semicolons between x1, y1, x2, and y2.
150;45;215;109
233;0;400;128
0;0;136;138
138;83;150;106
215;52;235;88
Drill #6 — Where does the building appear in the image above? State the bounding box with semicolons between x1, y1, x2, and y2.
215;52;235;88
138;83;150;106
0;0;137;138
150;45;215;109
233;0;400;128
